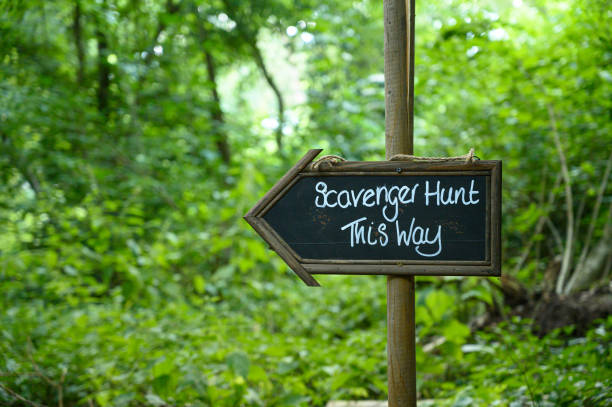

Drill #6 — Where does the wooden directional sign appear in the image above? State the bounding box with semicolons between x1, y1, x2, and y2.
244;149;501;286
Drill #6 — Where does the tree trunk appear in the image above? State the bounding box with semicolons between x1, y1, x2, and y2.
249;40;285;154
72;0;85;85
96;27;110;115
193;7;231;165
566;203;612;293
204;49;231;164
220;0;286;155
548;105;574;295
566;150;612;293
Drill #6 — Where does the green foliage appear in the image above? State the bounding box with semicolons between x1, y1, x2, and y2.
431;317;612;406
1;0;611;405
1;298;611;405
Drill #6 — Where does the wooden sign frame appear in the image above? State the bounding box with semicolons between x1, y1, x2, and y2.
244;149;501;286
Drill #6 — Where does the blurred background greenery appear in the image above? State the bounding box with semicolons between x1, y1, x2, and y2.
1;0;611;405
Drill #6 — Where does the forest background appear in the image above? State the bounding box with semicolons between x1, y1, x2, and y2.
1;0;611;406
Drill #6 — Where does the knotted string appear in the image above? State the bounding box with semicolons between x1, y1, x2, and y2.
311;155;347;170
310;149;477;170
389;148;476;163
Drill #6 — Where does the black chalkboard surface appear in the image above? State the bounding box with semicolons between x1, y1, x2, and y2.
264;175;488;262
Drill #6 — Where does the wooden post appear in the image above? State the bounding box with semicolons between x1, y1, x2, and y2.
384;0;416;405
387;276;416;406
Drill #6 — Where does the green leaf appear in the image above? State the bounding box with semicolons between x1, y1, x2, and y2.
443;319;470;345
194;275;206;294
144;394;166;407
226;351;250;378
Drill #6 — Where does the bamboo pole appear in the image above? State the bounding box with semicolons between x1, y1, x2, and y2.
384;0;416;405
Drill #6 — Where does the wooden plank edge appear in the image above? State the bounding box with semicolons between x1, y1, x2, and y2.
243;216;320;287
306;159;501;172
493;160;502;276
303;263;500;277
244;149;323;218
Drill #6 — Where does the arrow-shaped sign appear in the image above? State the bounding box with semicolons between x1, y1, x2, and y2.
244;149;501;286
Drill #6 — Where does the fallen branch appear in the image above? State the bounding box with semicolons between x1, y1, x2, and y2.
26;337;66;407
0;382;48;407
